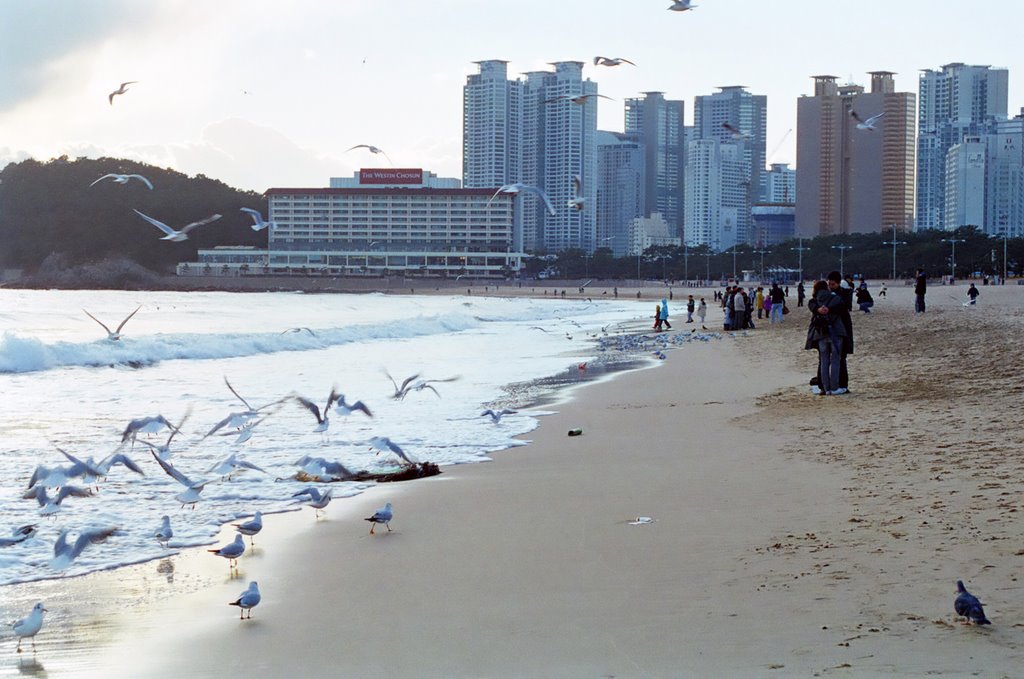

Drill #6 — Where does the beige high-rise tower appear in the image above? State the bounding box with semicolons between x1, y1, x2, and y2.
796;72;916;237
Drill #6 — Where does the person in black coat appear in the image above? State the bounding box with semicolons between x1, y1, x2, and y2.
915;269;927;313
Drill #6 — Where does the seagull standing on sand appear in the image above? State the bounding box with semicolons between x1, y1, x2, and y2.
154;515;173;547
954;580;991;625
365;502;393;534
133;209;222;242
593;56;636;67
345;144;392;164
368;436;418;465
0;525;37;548
150;452;210;509
12;603;46;653
292;487;333;517
239;207;277;232
233;511;263;545
90;173;153;190
83;305;141;341
851;110;885;131
208;533;245;569
229;581;261;620
108;81;137;104
487;183;557;217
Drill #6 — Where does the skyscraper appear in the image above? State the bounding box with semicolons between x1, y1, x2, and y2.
595;131;644;256
795;72;916;237
462;60;598;253
683;138;749;249
624;92;686;238
693;86;768;204
917;63;1009;230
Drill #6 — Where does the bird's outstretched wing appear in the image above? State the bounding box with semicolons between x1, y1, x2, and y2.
572;175;582;197
150;451;193;487
82;309;112;334
295;396;324;423
90;174;119;187
850;110;865;124
127;174;154;189
865;112;886;126
239;207;262;225
115;305;142;334
522;186;557;216
133;209;177;237
224;377;254;412
181;214;222;235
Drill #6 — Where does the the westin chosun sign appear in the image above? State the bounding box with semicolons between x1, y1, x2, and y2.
359;168;424;185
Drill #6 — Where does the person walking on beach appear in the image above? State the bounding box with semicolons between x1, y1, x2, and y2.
915;268;927;313
659;298;672;329
797;281;805;307
967;283;980;305
805;279;847;395
769;283;786;324
653;304;663;331
697;297;707;326
755;287;765;319
686;295;695;323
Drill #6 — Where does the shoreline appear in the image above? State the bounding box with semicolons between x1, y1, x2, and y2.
3;286;1023;676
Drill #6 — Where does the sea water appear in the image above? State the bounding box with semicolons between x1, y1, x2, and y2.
0;288;650;585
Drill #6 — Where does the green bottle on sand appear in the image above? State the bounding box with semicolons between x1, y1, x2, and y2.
567;428;583;436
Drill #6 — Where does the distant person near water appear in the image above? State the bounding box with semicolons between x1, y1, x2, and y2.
660;298;671;329
697;297;707;326
686;295;695;323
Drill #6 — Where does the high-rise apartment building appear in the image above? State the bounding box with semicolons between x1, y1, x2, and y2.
766;162;796;203
917;63;1009;230
683;138;749;249
624;92;686;239
595;131;644;256
462;60;598;253
693;86;768;204
795;72;916;237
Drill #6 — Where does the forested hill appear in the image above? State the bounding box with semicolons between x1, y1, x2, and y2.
0;157;269;272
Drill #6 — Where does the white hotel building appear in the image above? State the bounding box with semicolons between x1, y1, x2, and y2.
180;169;525;279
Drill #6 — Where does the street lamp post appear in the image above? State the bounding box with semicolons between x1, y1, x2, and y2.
881;224;906;282
790;236;810;282
753;248;771;281
682;244;690;283
941;237;966;281
831;244;853;278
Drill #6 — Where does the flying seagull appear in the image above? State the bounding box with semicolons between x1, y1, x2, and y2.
383;370;421;400
851;110;885;131
722;122;749;140
12;603;47;653
333;393;373;418
122;414;178;445
229;581;261;620
481;408;517;424
292;487;333;517
50;527;119;570
365;502;393;534
90;173;153;190
593;56;636;67
108;81;137;105
487;183;557;217
954;580;991;625
208;453;267;480
208;533;245;569
133;209;222;242
368;436;418;465
568;175;584;211
0;525;37;548
204;377;286;439
150;452;210;509
136;407;191;460
668;0;697;10
345;144;392;164
22;484;94;516
295;387;340;436
239;207;277;232
543;93;614;106
83;305;141;341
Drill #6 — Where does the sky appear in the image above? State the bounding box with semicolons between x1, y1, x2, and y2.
2;0;1023;193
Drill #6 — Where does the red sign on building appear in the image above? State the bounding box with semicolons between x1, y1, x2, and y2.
359;168;424;185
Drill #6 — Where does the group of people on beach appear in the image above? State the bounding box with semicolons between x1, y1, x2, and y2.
720;283;789;331
653;295;707;331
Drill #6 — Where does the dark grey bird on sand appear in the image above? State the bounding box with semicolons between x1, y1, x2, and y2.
955;580;991;625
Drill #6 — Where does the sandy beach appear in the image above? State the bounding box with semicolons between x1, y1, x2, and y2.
4;282;1024;677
